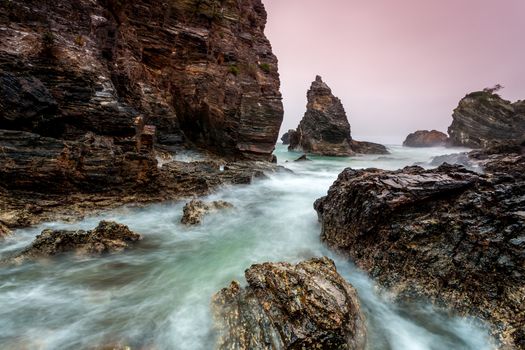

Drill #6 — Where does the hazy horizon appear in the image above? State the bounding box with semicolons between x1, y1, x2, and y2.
264;0;525;144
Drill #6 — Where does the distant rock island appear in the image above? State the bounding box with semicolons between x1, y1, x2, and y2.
448;88;525;148
287;76;388;156
403;130;448;147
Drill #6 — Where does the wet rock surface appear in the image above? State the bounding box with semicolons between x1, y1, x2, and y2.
212;257;366;350
288;76;387;156
181;199;234;225
0;0;283;160
448;90;525;148
403;130;448;147
4;221;141;264
314;156;525;347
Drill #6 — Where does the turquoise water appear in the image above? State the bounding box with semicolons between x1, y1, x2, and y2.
0;144;494;349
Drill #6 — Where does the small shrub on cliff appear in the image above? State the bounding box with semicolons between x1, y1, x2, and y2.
41;31;55;57
228;64;240;76
74;35;86;47
259;63;271;74
483;84;504;94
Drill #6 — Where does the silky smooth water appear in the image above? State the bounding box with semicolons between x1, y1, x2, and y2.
0;145;494;350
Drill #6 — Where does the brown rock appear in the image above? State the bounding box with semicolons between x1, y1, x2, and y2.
212;257;366;350
4;221;141;264
314;158;525;348
288;76;387;156
181;199;234;225
403;130;448;147
0;0;283;160
448;90;525;148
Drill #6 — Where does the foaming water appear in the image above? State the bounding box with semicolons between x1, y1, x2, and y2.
0;144;493;349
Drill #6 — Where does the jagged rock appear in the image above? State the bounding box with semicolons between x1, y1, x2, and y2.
288;76;387;156
448;90;525;148
0;0;283;160
181;199;234;225
0;130;159;193
314;158;525;348
294;154;310;162
280;130;295;145
212;257;366;350
403;130;448;147
5;221;141;264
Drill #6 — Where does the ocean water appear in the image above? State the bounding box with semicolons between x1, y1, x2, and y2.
0;144;494;350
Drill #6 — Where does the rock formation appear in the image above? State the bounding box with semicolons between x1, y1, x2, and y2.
403;130;448;147
280;129;295;145
288;76;387;156
4;221;141;264
0;0;283;160
448;90;525;148
181;199;233;225
212;257;366;350
314;154;525;347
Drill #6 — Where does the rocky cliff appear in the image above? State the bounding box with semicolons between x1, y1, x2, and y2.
212;257;366;350
0;0;283;160
288;76;387;156
402;130;448;147
448;90;525;148
314;152;525;348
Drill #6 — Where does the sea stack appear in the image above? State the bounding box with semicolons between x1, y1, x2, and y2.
288;76;388;156
403;130;448;147
448;89;525;148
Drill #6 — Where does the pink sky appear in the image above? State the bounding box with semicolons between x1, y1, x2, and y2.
263;0;525;143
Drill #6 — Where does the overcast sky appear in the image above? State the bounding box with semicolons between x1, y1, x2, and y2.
263;0;525;143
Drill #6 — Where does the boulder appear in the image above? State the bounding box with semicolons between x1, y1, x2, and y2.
181;200;234;225
403;130;448;147
448;90;525;148
212;257;366;350
314;158;525;348
5;221;141;264
288;76;387;156
294;154;311;162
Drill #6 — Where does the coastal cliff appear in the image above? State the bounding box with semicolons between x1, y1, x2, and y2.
0;0;283;160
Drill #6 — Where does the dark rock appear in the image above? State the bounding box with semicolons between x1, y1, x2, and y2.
349;140;389;155
0;0;283;160
294;154;311;162
5;221;141;264
288;76;387;156
403;130;448;147
0;222;11;238
181;200;234;225
448;90;525;148
280;129;295;145
212;257;366;350
314;157;525;347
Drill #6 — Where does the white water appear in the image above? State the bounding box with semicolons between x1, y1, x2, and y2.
0;144;494;350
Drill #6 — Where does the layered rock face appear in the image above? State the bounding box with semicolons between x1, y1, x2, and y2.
314;156;525;347
448;90;525;148
403;130;448;147
288;76;387;156
0;0;283;160
4;221;141;264
212;257;366;350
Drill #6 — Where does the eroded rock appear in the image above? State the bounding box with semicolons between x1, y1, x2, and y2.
5;221;141;264
288;76;387;156
181;200;234;225
212;257;366;350
314;158;525;347
403;130;448;147
448;90;525;148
